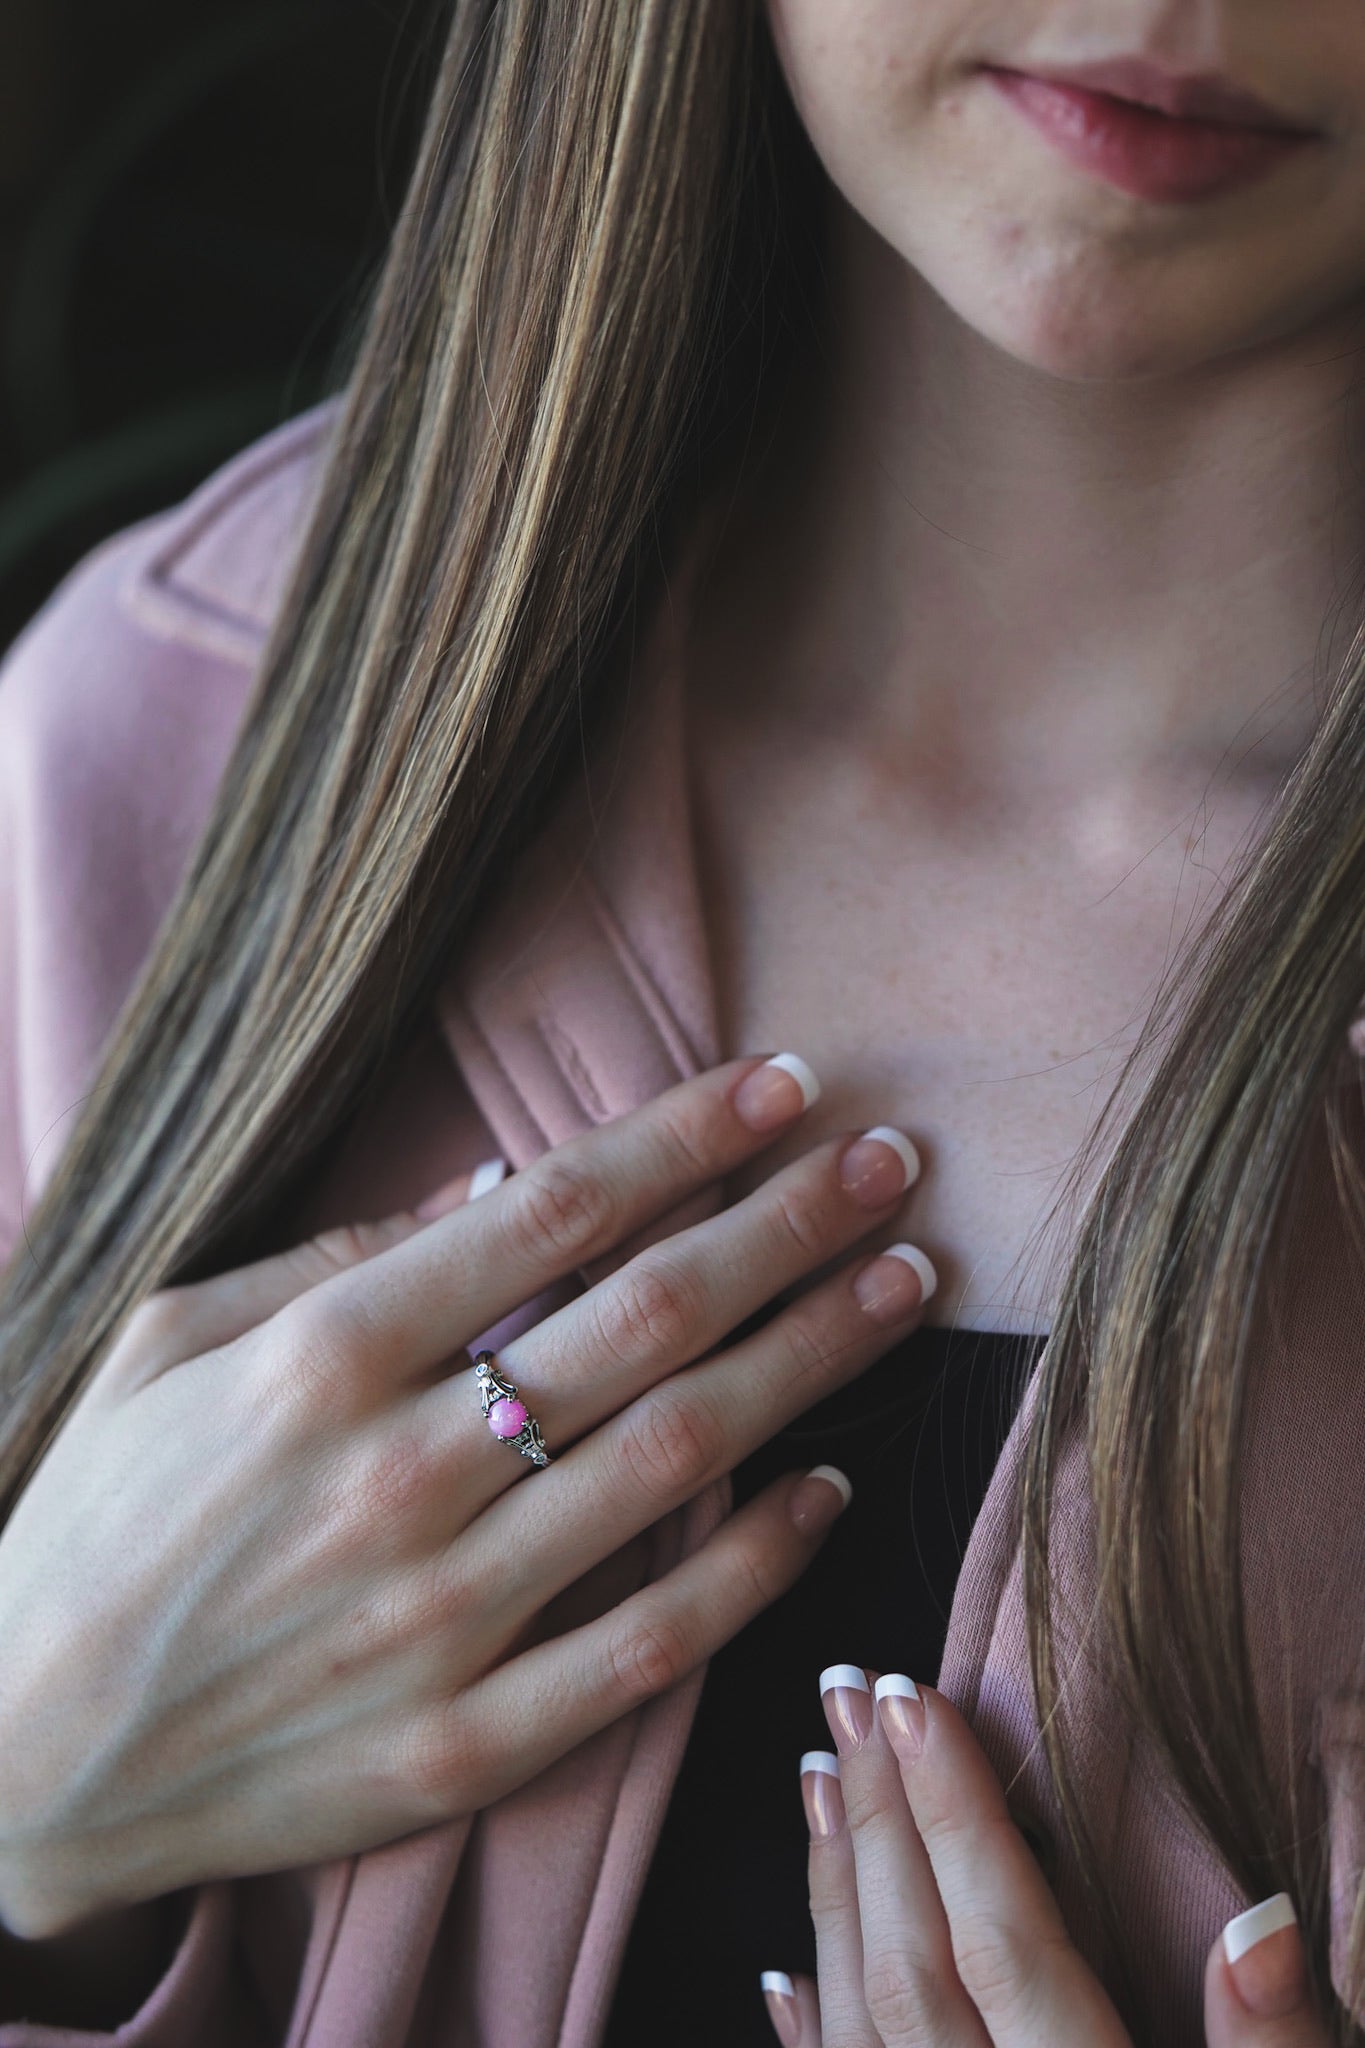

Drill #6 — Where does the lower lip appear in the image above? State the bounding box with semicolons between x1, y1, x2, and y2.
982;66;1318;204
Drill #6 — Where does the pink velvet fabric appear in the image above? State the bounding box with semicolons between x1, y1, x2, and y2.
0;400;1363;2044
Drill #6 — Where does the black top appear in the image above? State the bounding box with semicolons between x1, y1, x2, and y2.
602;1318;1044;2047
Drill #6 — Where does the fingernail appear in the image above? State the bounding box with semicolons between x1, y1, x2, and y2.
788;1464;853;1536
1223;1895;1307;2018
733;1053;822;1132
799;1751;844;1838
413;1160;499;1222
819;1663;873;1752
839;1126;921;1207
760;1971;801;2048
853;1243;937;1321
468;1156;508;1201
874;1673;926;1759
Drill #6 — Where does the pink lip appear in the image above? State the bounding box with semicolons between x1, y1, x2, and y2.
981;64;1322;204
1015;57;1317;134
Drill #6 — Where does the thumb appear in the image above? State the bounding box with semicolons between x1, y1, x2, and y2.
99;1157;508;1394
1204;1895;1331;2048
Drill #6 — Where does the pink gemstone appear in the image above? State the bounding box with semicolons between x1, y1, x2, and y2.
488;1398;528;1440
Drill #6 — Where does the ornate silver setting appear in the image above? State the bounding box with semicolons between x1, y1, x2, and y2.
473;1350;552;1466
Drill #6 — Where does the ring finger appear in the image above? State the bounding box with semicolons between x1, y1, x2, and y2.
460;1231;932;1675
413;1124;927;1520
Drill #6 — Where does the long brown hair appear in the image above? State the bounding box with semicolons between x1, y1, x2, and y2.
1;1;1363;2035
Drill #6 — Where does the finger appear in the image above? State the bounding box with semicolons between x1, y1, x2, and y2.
94;1161;510;1398
208;1160;509;1337
882;1685;1129;2047
761;1968;822;2047
799;1753;880;2048
818;1666;986;2045
489;1124;924;1447
390;1124;929;1542
289;1054;823;1384
398;1463;852;1819
463;1235;931;1644
1204;1897;1330;2048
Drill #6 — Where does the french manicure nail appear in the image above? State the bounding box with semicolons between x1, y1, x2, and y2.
1223;1895;1307;2018
839;1126;921;1207
819;1663;873;1752
412;1176;468;1222
874;1673;926;1758
788;1464;853;1536
468;1156;508;1200
733;1053;822;1132
799;1751;844;1838
414;1157;507;1221
760;1971;801;2048
853;1243;937;1321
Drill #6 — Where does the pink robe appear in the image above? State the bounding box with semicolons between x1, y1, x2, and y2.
2;401;1364;2045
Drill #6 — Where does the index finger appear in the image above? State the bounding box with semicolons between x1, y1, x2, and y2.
879;1684;1130;2047
292;1053;821;1381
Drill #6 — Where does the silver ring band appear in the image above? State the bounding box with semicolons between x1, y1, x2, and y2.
473;1351;552;1466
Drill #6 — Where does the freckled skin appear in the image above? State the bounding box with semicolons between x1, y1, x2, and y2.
683;1;1365;1331
764;0;1365;382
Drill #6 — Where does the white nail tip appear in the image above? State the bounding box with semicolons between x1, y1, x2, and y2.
874;1673;921;1703
1223;1893;1297;1964
760;1972;795;1998
806;1464;853;1510
884;1242;938;1304
819;1663;870;1696
862;1125;921;1189
468;1157;508;1200
766;1052;821;1109
799;1750;841;1778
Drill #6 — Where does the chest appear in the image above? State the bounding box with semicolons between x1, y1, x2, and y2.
690;712;1272;1332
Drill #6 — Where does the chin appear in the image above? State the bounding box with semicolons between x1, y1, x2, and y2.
924;232;1265;383
971;286;1209;382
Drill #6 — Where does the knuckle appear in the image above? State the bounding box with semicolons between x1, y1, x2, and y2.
777;1302;845;1388
592;1255;702;1369
619;1386;725;1500
512;1158;615;1264
394;1553;477;1653
950;1917;1048;2026
605;1608;695;1703
306;1216;412;1275
806;1843;858;1920
399;1698;486;1815
267;1296;365;1414
350;1429;443;1535
840;1772;912;1836
124;1287;194;1352
806;1856;862;1930
647;1100;714;1183
770;1182;833;1261
862;1948;951;2039
720;1533;788;1617
116;1288;198;1377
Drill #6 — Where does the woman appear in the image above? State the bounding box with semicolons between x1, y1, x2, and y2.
0;1;1359;2043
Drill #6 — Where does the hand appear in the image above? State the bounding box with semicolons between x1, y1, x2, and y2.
0;1055;935;1940
761;1665;1328;2048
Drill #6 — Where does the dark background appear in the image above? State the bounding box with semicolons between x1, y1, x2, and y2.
0;0;443;651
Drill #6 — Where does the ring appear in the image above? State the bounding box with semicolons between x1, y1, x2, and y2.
473;1351;552;1467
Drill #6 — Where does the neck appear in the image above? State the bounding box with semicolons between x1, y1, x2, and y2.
701;194;1365;819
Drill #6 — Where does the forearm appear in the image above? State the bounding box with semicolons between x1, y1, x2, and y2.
0;1893;190;2030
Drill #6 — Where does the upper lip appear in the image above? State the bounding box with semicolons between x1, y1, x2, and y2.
996;58;1320;135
